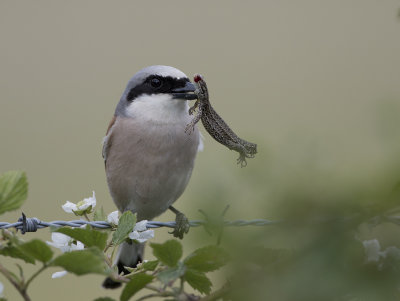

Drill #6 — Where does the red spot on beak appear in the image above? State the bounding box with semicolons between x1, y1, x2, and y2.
194;74;202;83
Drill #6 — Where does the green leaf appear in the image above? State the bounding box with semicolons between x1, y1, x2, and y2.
94;207;107;221
18;239;53;263
56;226;108;250
0;171;28;215
157;262;186;285
0;245;35;264
184;245;229;272
94;298;116;301
120;273;153;301
52;248;106;275
150;240;182;267
112;211;136;246
184;269;212;294
142;260;159;271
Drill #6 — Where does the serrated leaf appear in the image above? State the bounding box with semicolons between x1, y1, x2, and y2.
184;245;229;272
184;269;212;294
150;240;182;267
0;245;35;264
112;211;136;246
120;273;153;301
56;226;108;250
0;171;28;215
18;239;53;263
94;207;106;221
142;260;159;271
52;248;106;275
94;298;116;301
157;262;186;285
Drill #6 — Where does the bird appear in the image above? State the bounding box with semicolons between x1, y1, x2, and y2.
102;65;201;288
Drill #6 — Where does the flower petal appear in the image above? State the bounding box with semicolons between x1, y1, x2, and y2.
137;230;154;243
78;191;96;210
52;271;68;279
70;241;85;251
0;281;3;295
134;220;148;232
61;201;77;213
51;232;70;244
107;211;119;225
363;239;381;262
128;231;140;240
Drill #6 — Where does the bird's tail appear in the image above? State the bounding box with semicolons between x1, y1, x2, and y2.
102;241;145;289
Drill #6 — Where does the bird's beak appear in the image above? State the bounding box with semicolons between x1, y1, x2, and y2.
171;82;198;100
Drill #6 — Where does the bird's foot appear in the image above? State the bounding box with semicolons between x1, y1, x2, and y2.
169;206;190;239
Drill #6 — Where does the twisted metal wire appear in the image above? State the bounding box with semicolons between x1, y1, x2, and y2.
0;214;281;234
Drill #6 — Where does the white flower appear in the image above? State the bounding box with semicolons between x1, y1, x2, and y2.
135;220;149;232
62;191;96;215
362;239;400;270
363;239;381;262
135;260;149;269
0;281;3;296
61;201;78;213
128;220;154;243
46;232;84;253
107;211;119;225
51;271;68;279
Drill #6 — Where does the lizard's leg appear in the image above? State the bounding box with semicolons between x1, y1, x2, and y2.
185;104;202;134
168;205;190;239
188;100;199;115
224;140;249;168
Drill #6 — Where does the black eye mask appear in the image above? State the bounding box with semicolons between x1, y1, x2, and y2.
126;76;190;101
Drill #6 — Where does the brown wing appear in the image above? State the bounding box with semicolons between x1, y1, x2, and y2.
102;115;117;165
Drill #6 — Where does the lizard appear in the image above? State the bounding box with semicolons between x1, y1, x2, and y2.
185;74;257;167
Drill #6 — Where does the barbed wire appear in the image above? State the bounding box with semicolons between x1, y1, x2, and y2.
0;213;281;234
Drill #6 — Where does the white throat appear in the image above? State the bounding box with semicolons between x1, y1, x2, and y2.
125;94;190;124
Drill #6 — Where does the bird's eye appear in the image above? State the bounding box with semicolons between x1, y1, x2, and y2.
150;78;162;88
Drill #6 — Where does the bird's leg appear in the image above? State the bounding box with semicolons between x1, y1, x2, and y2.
168;206;190;239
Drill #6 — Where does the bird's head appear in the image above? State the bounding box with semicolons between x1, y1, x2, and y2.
116;65;197;118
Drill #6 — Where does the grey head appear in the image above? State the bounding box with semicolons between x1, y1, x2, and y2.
115;65;197;116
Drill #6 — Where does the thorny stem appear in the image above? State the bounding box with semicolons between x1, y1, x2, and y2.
0;263;31;301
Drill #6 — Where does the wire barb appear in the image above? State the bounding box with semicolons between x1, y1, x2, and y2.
0;214;280;234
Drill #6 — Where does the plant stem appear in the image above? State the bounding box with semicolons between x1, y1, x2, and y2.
103;240;113;253
145;284;161;293
23;264;47;291
0;263;31;301
135;293;160;301
199;283;231;301
136;291;175;301
83;213;91;222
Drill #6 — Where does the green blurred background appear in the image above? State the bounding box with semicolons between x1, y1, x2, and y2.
1;1;400;300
